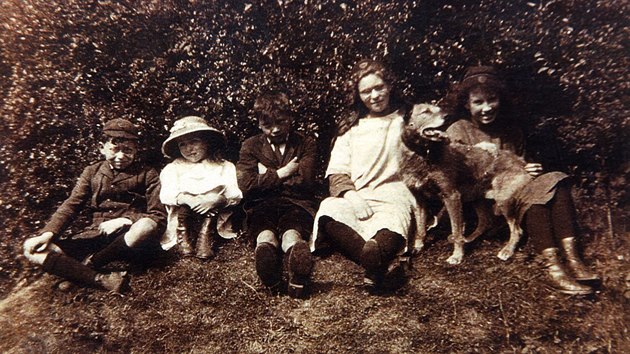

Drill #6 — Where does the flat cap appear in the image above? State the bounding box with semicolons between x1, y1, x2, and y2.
103;118;139;140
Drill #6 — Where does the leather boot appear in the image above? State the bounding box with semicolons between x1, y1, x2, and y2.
176;214;193;257
286;240;314;299
94;271;129;294
43;253;128;293
540;248;592;295
196;216;215;260
561;237;600;282
255;242;281;288
360;229;405;289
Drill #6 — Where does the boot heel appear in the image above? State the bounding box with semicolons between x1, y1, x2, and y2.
561;237;600;282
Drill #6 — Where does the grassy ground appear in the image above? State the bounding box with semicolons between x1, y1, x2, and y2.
1;227;628;353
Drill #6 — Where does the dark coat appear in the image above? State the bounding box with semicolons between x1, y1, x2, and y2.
42;161;167;238
236;132;318;216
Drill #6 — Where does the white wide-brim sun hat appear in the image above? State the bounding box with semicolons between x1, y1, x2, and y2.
161;116;226;159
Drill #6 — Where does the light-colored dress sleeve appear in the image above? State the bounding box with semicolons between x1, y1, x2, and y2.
159;162;180;206
222;161;243;207
325;131;352;177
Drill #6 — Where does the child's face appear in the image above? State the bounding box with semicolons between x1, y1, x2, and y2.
177;133;209;163
99;139;138;170
466;87;500;126
358;73;391;115
259;114;292;145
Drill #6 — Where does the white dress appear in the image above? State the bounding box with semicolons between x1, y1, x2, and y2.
310;110;415;252
159;158;243;250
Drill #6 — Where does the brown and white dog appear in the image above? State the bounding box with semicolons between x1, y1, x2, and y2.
400;104;533;264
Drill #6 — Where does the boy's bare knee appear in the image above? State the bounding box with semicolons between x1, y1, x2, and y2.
256;230;278;247
281;229;302;252
124;218;158;247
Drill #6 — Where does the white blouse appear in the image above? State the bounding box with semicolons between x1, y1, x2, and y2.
159;158;242;207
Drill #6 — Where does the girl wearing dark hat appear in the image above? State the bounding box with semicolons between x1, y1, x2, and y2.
160;116;242;259
310;59;416;291
444;66;600;295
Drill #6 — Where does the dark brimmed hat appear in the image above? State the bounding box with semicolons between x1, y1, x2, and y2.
461;66;501;86
161;116;226;159
103;118;139;140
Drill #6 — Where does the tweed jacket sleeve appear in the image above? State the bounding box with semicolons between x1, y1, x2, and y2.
41;164;95;235
282;135;317;191
237;135;283;195
142;167;167;228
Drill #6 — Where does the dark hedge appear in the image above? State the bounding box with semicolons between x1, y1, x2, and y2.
0;0;627;239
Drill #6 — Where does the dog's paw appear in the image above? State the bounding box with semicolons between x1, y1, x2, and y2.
446;243;465;264
497;246;515;261
446;254;463;265
412;239;425;254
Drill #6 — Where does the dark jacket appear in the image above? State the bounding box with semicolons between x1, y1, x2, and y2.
42;161;166;237
236;132;318;215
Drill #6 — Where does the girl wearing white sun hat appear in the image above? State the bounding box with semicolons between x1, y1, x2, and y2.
159;116;242;259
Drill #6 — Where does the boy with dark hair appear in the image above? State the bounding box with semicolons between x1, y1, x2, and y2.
23;118;166;293
237;92;317;298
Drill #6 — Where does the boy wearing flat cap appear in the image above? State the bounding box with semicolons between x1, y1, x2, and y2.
23;118;166;293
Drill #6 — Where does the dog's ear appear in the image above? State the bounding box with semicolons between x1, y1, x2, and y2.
403;108;413;123
411;103;432;117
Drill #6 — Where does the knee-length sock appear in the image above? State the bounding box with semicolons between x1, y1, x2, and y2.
319;216;365;263
90;235;131;268
42;252;97;285
525;204;556;253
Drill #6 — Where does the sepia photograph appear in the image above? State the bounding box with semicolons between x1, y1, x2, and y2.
0;0;627;352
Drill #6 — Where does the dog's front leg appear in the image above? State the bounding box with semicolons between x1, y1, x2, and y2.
498;217;521;260
443;192;465;265
410;199;427;254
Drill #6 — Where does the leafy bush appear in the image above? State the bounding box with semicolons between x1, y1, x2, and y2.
0;0;626;244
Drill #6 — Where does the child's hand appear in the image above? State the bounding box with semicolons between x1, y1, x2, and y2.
176;192;196;206
99;217;133;236
524;163;543;177
24;232;55;254
277;157;299;179
344;190;374;220
190;193;227;215
257;163;268;174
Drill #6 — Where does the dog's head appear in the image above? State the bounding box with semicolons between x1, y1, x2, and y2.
402;103;449;150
